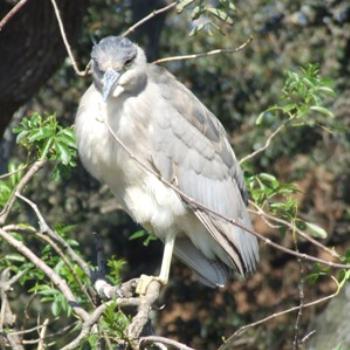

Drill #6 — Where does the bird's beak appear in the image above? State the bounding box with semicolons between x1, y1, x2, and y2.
102;68;121;101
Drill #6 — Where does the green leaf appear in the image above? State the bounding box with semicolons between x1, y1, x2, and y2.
129;230;147;240
305;222;328;239
310;105;334;118
55;142;70;165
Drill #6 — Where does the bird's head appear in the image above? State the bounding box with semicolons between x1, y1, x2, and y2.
91;36;147;100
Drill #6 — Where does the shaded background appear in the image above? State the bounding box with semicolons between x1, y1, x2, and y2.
1;0;350;349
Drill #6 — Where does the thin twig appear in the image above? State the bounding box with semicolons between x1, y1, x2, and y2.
300;330;316;344
60;301;113;350
105;120;350;270
122;2;177;37
37;318;49;350
0;159;46;225
140;336;196;350
218;291;339;350
0;165;27;180
240;120;287;164
292;220;305;350
249;202;340;259
153;37;253;64
0;0;28;31
0;228;89;321
49;0;89;77
10;193;91;276
14;193;93;304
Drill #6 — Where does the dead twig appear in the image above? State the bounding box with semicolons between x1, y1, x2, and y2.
122;2;177;37
153;37;253;64
240;120;287;164
0;0;28;31
49;0;89;76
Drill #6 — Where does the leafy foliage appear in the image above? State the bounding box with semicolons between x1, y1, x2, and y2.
129;229;158;247
13;113;77;179
257;64;335;126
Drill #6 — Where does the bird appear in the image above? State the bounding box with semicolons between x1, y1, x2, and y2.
75;36;259;292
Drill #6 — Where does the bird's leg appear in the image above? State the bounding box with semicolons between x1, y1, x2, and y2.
136;232;176;295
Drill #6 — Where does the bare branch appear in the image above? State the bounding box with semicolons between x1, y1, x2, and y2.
240;120;287;164
140;336;196;350
37;318;49;350
219;291;339;350
0;269;25;350
153;37;253;64
105;120;350;269
122;2;177;37
126;280;162;348
49;0;89;77
0;228;89;321
0;0;28;31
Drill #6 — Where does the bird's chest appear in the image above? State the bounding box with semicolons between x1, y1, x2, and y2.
76;87;186;235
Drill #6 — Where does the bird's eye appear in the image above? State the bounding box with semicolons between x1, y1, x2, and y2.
124;57;134;67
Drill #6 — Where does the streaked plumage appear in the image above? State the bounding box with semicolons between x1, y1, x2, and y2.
75;36;259;287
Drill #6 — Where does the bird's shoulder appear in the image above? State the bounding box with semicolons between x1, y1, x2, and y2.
146;64;248;205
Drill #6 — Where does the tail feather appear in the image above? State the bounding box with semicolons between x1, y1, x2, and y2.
195;210;259;275
174;237;230;288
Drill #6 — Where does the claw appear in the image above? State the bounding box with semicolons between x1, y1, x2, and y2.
136;274;165;295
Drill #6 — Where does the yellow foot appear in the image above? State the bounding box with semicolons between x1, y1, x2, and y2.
136;274;165;295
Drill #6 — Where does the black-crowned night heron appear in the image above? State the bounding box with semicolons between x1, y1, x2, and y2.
75;36;259;291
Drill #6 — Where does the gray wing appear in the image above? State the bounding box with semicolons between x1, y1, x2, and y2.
148;64;259;275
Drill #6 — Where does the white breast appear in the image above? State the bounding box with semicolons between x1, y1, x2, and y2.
75;84;187;238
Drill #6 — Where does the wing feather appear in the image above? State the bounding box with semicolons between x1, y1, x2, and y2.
148;64;259;274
